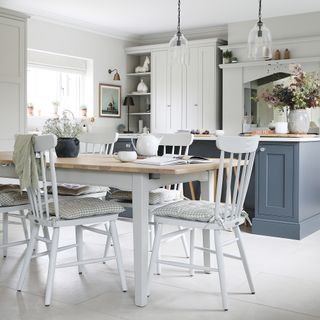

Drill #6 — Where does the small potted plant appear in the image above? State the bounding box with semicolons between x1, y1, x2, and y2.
80;105;87;118
223;50;233;64
42;112;83;157
27;103;34;117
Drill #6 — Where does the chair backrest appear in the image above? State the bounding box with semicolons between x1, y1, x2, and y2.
27;134;60;221
214;135;259;222
158;132;194;191
159;132;194;157
80;132;119;155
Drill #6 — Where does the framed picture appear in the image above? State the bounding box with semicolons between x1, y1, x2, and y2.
99;83;121;118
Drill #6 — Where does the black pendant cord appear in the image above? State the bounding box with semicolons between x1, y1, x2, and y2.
257;0;263;37
176;0;182;45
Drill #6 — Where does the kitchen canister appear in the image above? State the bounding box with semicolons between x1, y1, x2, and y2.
274;122;288;134
139;120;143;133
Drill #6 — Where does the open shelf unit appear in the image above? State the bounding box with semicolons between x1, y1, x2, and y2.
125;47;152;133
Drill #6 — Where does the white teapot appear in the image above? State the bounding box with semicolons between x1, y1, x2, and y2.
132;134;162;157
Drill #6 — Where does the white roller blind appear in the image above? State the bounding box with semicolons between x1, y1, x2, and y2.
28;50;87;74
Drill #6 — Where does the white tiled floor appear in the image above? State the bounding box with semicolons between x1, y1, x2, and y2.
1;221;320;320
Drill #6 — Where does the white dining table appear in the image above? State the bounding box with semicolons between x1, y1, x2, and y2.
0;152;218;307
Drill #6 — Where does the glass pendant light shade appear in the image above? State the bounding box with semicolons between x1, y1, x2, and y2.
169;32;189;65
168;0;189;66
248;0;272;60
248;22;272;60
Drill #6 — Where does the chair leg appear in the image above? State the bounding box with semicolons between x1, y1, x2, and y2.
179;226;189;258
155;222;162;275
103;223;112;263
189;228;195;276
109;220;127;292
148;216;155;251
75;226;84;274
19;210;29;241
214;229;228;311
17;223;40;291
42;226;51;252
2;212;8;257
234;226;255;294
147;223;163;296
44;227;59;306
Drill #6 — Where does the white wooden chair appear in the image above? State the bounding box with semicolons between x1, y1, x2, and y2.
107;132;194;258
0;184;30;257
16;134;127;306
147;135;259;311
50;132;119;199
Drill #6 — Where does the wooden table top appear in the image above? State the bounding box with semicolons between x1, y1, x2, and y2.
0;152;222;175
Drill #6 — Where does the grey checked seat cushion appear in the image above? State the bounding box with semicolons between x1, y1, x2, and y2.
111;188;183;205
48;184;110;196
153;200;246;223
48;197;125;220
0;190;29;207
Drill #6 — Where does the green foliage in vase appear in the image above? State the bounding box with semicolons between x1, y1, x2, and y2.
258;64;320;111
42;114;82;138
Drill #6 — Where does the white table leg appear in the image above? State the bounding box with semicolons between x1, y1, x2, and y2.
132;174;150;307
200;170;214;273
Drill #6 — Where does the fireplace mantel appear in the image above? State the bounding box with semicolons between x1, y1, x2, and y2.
220;55;320;134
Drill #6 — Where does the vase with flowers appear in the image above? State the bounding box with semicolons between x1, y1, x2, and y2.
42;112;83;157
259;64;320;134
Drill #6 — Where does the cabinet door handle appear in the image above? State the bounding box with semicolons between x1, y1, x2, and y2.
194;104;198;107
260;147;266;152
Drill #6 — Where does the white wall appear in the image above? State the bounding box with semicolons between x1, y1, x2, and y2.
27;18;137;132
228;11;320;45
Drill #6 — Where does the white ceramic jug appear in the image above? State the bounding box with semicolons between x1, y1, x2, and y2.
132;134;162;157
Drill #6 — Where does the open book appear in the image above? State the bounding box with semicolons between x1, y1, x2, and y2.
134;155;213;166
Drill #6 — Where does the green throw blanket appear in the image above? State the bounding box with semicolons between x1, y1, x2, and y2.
13;134;39;192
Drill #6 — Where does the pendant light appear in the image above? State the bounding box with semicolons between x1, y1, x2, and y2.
248;0;272;60
169;0;189;65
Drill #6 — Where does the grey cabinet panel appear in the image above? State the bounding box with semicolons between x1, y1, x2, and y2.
257;144;294;219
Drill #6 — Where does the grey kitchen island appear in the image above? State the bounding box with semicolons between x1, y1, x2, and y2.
189;135;320;240
252;136;320;240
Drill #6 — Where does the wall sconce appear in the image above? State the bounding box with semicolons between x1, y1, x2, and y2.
108;68;121;81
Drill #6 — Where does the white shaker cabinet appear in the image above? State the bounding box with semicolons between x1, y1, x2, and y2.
0;8;27;150
151;38;224;134
151;50;185;133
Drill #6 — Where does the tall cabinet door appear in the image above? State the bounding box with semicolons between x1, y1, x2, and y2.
186;47;201;130
167;62;185;132
200;46;217;132
0;14;26;150
151;50;169;133
185;45;218;132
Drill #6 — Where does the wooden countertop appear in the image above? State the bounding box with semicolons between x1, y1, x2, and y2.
0;152;222;175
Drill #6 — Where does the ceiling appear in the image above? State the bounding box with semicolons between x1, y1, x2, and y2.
1;0;320;39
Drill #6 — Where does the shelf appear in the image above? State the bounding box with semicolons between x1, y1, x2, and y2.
128;92;151;96
219;56;320;69
129;112;151;116
126;72;151;76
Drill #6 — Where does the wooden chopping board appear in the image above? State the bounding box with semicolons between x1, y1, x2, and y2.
242;133;318;138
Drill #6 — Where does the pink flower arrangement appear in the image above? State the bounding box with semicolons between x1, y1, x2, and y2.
259;64;320;111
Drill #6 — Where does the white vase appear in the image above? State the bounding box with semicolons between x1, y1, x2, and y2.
137;79;148;93
288;109;310;134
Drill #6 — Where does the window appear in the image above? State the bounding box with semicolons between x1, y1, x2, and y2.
27;66;84;117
